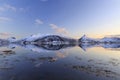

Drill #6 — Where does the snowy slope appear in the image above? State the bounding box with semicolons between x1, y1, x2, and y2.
100;37;120;43
79;35;120;43
79;35;99;43
7;34;120;44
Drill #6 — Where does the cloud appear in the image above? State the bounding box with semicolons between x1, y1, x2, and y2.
35;19;43;25
40;0;48;2
0;7;5;12
50;24;58;29
49;24;69;34
0;4;16;12
19;8;25;12
0;4;25;12
4;4;16;11
105;35;120;37
0;17;12;22
0;32;12;37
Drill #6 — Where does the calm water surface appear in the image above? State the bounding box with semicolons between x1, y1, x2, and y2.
0;46;120;80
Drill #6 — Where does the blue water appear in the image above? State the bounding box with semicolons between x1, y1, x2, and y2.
0;45;120;80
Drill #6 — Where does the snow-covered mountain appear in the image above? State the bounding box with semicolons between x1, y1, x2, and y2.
0;34;120;52
7;37;17;42
100;37;120;43
10;34;77;45
79;35;100;43
79;35;120;51
1;34;120;44
0;39;9;47
79;35;120;43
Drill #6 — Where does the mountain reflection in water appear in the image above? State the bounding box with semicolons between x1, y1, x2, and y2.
0;42;120;80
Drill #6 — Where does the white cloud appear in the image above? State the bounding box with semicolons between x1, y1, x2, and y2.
0;4;25;12
19;8;25;12
50;24;58;29
40;0;48;2
0;4;16;12
0;7;5;12
0;17;12;22
49;24;69;34
4;4;16;11
105;35;120;37
0;32;12;37
35;19;43;25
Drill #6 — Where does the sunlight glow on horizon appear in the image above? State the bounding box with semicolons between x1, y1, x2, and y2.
0;0;119;38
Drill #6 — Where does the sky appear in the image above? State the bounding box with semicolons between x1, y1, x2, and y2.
0;0;120;39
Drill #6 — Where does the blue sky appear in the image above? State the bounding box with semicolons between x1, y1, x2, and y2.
0;0;120;39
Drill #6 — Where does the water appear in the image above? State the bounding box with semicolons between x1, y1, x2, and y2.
0;44;120;80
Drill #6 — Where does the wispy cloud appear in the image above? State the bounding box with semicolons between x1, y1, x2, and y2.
4;4;16;11
35;19;43;25
105;34;120;37
0;4;25;12
49;24;69;34
0;32;12;37
0;4;16;12
40;0;48;2
0;17;12;22
19;8;25;12
0;7;5;12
